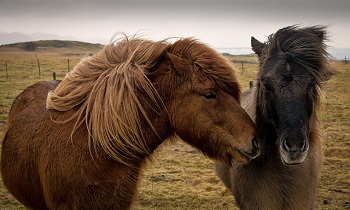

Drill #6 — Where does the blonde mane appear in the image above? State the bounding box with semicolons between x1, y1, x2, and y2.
47;37;168;164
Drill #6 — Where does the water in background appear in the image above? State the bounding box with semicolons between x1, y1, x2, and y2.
216;48;254;56
217;47;350;61
327;48;350;61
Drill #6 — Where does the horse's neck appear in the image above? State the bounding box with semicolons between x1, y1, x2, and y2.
142;109;174;154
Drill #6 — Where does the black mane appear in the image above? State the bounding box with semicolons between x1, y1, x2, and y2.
264;25;333;83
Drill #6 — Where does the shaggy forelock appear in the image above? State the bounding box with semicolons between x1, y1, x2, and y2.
167;38;241;101
264;25;334;84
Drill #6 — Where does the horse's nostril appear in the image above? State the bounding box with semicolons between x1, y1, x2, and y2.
282;140;308;153
252;137;259;151
283;140;291;152
301;140;309;152
250;137;260;158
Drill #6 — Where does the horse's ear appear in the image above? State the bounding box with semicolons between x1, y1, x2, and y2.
310;27;325;41
251;37;265;56
314;30;324;40
165;52;188;75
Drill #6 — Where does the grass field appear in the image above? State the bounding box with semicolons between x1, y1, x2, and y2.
0;43;349;209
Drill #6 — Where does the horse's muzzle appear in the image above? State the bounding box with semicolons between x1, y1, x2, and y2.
237;137;260;162
279;140;309;165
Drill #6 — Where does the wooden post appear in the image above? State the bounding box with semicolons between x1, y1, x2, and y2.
37;58;41;76
241;62;244;72
67;59;70;72
249;81;253;89
53;72;56;80
345;57;347;64
5;61;8;80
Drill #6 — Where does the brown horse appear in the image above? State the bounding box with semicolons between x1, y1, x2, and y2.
1;37;260;209
215;26;335;209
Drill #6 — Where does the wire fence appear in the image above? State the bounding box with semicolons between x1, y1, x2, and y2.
0;57;81;81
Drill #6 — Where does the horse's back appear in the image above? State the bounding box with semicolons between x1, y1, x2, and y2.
1;80;137;209
8;80;60;122
1;80;60;209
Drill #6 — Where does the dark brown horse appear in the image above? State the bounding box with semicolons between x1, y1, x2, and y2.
1;37;260;209
215;26;334;209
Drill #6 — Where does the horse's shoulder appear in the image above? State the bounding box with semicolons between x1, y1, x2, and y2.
242;87;256;122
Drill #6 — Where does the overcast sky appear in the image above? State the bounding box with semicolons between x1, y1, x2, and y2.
1;0;349;48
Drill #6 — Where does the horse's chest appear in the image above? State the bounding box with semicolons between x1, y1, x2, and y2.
234;162;315;210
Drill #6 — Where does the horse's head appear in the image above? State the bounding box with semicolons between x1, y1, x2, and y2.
252;26;333;165
151;39;260;165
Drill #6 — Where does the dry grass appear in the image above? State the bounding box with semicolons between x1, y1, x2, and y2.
0;46;349;209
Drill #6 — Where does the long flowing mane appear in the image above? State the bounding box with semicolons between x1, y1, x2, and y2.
46;37;240;165
47;38;169;164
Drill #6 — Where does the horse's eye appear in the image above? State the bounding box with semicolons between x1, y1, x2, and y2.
203;92;217;100
263;82;273;92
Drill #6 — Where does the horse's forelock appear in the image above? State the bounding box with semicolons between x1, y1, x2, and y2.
167;38;241;101
265;25;334;85
47;38;168;165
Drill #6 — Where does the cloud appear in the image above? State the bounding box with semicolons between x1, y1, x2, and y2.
3;0;347;20
0;0;349;48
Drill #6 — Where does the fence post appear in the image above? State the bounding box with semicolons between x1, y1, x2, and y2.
67;59;70;72
5;61;8;80
345;57;347;64
37;58;41;76
53;72;56;80
249;81;253;89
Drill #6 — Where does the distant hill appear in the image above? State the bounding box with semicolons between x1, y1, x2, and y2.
0;32;82;46
0;32;33;45
0;40;104;52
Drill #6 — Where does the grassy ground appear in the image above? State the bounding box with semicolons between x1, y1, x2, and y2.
0;45;349;209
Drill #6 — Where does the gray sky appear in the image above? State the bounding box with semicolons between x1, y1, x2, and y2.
1;0;349;48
